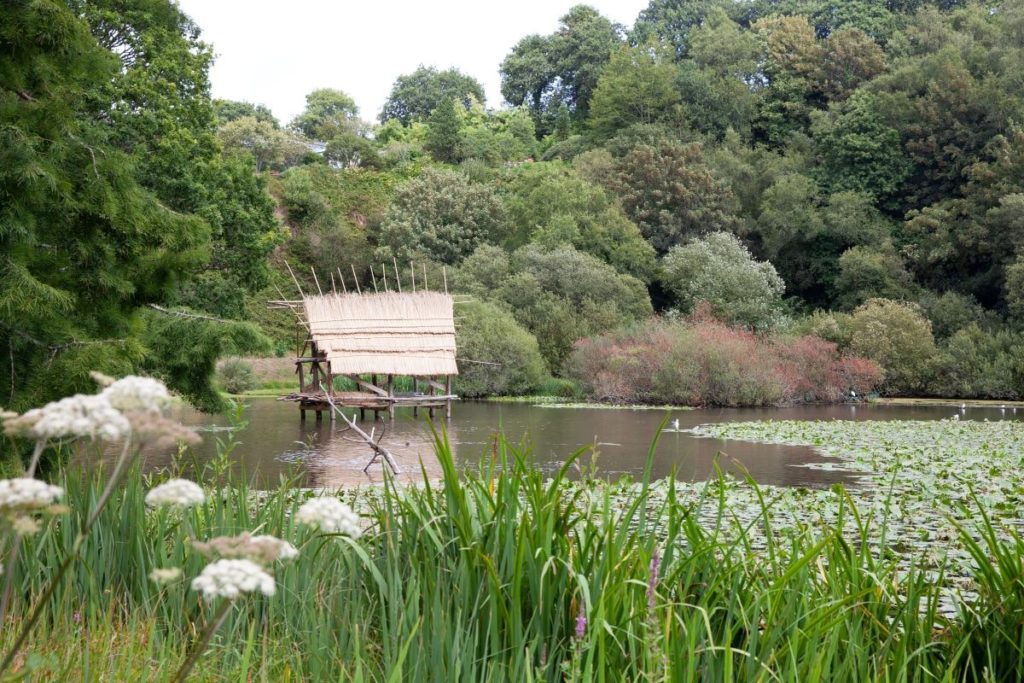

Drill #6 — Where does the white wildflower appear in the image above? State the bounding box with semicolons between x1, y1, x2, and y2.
101;375;171;413
296;497;361;537
190;559;276;601
4;394;130;441
145;479;205;509
0;478;64;512
192;533;298;565
12;515;41;536
149;567;183;585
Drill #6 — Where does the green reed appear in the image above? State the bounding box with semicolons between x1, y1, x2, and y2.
1;423;1022;681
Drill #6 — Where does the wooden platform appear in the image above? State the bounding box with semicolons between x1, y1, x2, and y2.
279;390;456;416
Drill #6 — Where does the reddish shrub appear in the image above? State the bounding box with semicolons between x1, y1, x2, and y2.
566;317;883;406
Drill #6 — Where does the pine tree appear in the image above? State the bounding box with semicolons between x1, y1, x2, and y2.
424;98;463;164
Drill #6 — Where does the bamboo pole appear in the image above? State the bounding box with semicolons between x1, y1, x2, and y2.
350;264;361;294
392;257;402;293
337;267;348;294
284;260;305;298
422;263;428;291
410;262;416;292
329;271;336;295
442;266;448;295
310;266;323;296
381;264;389;292
370;265;379;293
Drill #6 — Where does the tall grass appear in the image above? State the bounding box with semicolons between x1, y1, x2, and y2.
2;427;1023;680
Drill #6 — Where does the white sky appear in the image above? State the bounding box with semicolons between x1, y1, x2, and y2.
175;0;649;126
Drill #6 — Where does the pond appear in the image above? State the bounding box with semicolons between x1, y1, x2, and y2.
156;399;1024;490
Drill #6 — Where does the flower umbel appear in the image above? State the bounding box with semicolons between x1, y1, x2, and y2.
191;559;276;601
145;479;205;509
0;479;64;513
191;533;298;566
296;497;361;537
101;375;171;413
3;394;130;442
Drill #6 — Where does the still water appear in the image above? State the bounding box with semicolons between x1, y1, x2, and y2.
155;399;1022;490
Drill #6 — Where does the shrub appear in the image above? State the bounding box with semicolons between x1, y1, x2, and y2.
661;232;786;330
848;298;939;395
218;358;256;394
454;301;546;397
566;315;881;406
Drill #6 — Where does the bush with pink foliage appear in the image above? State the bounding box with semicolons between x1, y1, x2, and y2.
566;315;882;406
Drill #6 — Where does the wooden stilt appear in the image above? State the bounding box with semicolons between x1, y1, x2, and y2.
412;377;418;417
445;375;453;419
387;374;395;421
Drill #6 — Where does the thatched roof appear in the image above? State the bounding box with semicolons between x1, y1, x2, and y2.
303;291;458;376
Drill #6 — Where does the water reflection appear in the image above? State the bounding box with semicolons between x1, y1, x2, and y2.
159;399;1021;490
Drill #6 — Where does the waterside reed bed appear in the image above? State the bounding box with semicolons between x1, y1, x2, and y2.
3;430;1024;681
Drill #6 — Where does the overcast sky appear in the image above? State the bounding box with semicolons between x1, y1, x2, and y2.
175;0;650;126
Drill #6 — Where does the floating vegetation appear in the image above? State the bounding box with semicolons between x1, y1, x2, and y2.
677;418;1024;578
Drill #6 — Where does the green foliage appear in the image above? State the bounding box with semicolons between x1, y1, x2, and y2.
376;168;510;265
849;298;939;395
380;66;486;125
930;324;1024;399
455;244;652;372
602;139;741;253
0;0;218;415
1007;254;1024;326
289;88;360;140
919;291;994;340
662;232;786;330
213;99;279;127
324;132;381;170
500;5;623;127
140;310;270;411
587;43;682;139
454;301;546;397
424;98;463;164
217;357;256;394
217;116;307;172
500;163;656;281
834;242;918;311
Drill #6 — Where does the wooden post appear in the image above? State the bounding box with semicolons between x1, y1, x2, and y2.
370;265;378;293
422;263;428;291
387;374;395;421
445;375;453;419
337;267;347;294
428;376;435;419
393;257;402;293
442;266;448;295
412;377;418;417
410;262;416;292
298;362;305;393
381;264;388;292
311;266;323;296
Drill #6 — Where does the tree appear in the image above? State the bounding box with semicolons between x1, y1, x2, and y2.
502;163;656;281
424;98;463;164
375;169;510;265
214;99;279;127
849;299;938;394
217;116;306;172
380;66;486;124
324;132;381;169
500;6;623;126
587;43;681;139
290;88;360;140
662;232;786;330
605;140;741;253
630;0;730;60
454;301;546;397
811;91;910;201
0;0;266;425
834;243;918;311
816;28;886;101
1006;254;1024;325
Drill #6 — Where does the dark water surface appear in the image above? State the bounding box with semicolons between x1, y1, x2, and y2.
155;399;1022;489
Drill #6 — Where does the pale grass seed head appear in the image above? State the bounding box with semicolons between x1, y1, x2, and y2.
149;567;183;585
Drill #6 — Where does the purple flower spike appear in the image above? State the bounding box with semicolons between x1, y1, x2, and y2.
647;548;661;611
575;605;587;640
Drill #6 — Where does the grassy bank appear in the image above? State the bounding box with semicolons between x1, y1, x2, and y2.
1;424;1024;680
